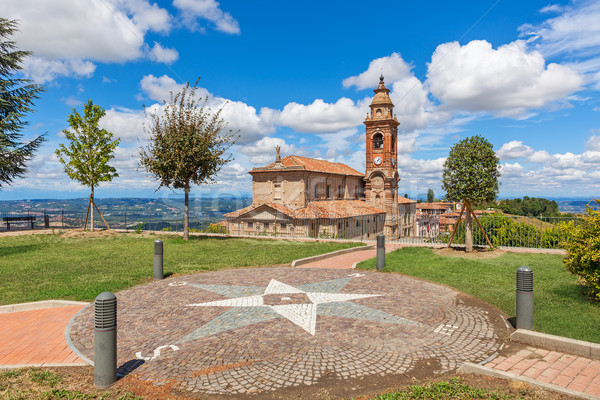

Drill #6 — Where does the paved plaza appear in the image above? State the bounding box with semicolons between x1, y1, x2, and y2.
69;267;511;397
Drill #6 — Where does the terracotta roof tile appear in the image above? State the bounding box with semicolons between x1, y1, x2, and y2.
225;200;384;220
416;203;450;210
296;200;385;219
397;196;416;204
254;155;364;177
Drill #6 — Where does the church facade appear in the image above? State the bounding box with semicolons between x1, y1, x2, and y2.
224;76;416;239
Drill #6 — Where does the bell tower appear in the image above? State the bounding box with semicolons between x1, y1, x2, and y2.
364;75;400;237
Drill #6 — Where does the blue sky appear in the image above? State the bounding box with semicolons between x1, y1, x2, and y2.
3;0;600;200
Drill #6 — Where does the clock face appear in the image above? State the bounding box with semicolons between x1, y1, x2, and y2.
374;156;382;166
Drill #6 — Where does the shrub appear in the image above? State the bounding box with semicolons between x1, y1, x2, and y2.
562;200;600;300
201;223;228;234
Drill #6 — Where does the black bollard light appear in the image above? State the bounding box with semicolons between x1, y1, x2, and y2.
376;233;385;271
516;266;533;330
154;239;163;280
94;292;117;388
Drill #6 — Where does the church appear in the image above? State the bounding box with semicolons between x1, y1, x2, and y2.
224;76;416;239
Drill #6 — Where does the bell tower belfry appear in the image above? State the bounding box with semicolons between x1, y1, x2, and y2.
364;75;400;237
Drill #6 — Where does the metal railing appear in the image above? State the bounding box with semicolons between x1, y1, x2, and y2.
0;209;581;250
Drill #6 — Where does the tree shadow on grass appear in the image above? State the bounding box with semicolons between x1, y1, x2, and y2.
0;244;43;257
551;283;600;307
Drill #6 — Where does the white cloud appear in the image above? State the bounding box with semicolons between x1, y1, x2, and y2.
521;0;600;59
426;40;584;117
173;0;240;34
140;74;188;102
586;135;600;151
100;107;147;144
496;141;534;160
238;137;296;164
277;98;366;133
343;53;414;90
527;150;553;164
500;163;525;177
397;139;416;155
539;4;565;14
149;42;179;64
22;57;96;83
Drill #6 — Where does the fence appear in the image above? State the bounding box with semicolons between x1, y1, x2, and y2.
0;208;581;250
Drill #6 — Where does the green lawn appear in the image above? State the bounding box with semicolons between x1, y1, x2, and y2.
0;233;362;305
357;247;600;343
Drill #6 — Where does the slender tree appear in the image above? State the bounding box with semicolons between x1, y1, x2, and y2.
427;188;435;203
442;135;500;252
0;18;45;188
55;100;120;231
139;80;237;240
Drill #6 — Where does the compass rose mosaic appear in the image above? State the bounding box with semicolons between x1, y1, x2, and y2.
68;267;509;396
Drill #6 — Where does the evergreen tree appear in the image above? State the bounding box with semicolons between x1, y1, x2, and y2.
0;18;45;189
427;188;434;203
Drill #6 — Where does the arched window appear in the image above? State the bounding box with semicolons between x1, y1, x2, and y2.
373;133;383;149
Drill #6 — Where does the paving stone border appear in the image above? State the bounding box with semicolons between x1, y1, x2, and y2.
0;300;89;314
510;330;600;360
290;245;374;267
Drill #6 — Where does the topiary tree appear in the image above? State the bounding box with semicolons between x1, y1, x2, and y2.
442;135;500;252
427;188;434;203
562;200;600;301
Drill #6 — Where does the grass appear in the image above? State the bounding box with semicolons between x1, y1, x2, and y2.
368;377;528;399
0;232;362;305
357;247;600;343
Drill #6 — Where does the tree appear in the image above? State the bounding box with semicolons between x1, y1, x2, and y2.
442;135;500;252
139;80;237;240
562;200;600;301
55;100;120;231
0;18;45;188
427;188;434;203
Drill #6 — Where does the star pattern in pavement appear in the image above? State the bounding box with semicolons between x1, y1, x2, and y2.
176;277;423;344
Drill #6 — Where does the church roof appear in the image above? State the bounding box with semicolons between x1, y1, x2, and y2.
252;155;364;177
224;200;385;219
397;196;416;204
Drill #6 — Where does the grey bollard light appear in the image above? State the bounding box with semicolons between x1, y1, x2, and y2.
376;233;385;271
94;292;117;388
516;266;534;330
154;239;163;280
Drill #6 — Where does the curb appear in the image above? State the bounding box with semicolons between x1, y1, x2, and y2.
0;362;89;370
290;245;373;267
0;300;89;314
511;329;600;360
458;362;596;400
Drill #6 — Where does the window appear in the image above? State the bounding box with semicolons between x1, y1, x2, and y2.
247;222;252;228
274;178;282;200
338;185;342;198
338;222;341;229
314;185;318;199
263;222;269;229
373;133;383;149
327;185;331;199
280;223;287;229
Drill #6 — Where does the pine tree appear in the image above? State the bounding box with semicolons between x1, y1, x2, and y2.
0;18;45;188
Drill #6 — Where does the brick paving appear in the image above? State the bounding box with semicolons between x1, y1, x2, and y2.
0;305;86;366
299;244;404;269
69;267;509;396
483;346;600;397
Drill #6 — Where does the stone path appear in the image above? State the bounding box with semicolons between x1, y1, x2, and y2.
483;346;600;397
69;267;509;396
0;305;86;367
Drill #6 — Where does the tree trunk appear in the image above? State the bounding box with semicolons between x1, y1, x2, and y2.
90;187;95;232
464;199;473;253
183;185;190;241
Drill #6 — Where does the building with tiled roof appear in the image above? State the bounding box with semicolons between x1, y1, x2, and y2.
225;76;416;239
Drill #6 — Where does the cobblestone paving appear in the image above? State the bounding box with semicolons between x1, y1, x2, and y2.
69;268;509;396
